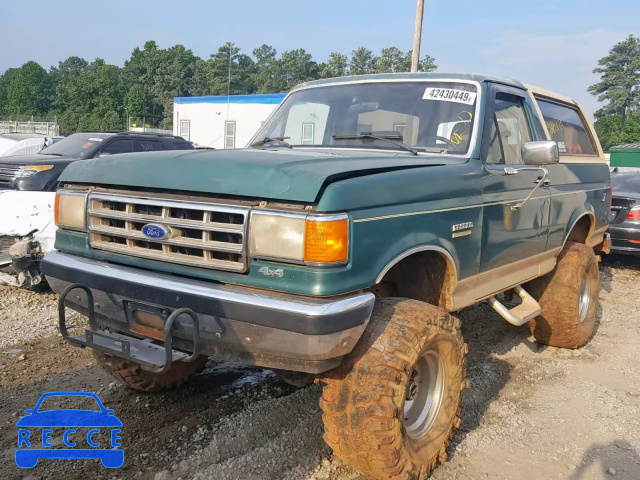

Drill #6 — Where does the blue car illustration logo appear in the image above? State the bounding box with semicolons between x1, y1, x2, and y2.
16;391;123;468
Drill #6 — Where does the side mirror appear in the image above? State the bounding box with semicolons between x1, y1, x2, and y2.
24;409;35;414
97;152;112;158
522;141;559;165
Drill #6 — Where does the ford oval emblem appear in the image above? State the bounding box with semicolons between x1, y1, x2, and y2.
141;224;171;240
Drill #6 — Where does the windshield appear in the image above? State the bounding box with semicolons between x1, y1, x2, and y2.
40;133;113;158
251;81;479;155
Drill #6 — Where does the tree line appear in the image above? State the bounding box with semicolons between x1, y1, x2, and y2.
589;35;640;151
0;41;436;133
1;34;637;150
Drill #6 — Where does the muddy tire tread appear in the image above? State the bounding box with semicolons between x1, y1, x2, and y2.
320;298;467;479
527;241;599;349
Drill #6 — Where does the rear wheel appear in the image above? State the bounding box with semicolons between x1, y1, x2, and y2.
527;241;599;349
320;298;467;480
93;352;209;392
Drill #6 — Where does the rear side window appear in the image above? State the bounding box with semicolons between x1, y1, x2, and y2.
137;139;163;152
100;139;134;155
171;141;194;150
535;98;596;156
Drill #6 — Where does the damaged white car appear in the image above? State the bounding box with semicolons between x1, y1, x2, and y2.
0;191;56;288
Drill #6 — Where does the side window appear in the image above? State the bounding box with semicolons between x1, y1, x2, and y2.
137;139;163;152
485;93;532;165
99;139;134;156
180;120;190;141
301;123;315;145
535;98;596;156
171;141;194;150
225;121;236;149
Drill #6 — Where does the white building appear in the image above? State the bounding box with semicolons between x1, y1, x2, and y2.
173;93;286;149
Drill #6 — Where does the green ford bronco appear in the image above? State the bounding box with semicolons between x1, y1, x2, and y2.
43;73;611;479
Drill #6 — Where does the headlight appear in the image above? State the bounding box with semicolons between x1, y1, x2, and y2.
16;165;54;177
249;211;349;265
54;190;88;230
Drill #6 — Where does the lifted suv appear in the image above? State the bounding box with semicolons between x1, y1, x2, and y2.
0;131;193;191
43;73;611;480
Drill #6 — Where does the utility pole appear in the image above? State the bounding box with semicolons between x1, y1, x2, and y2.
227;42;232;121
411;0;425;72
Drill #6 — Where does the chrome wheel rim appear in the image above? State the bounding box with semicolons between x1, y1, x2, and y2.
579;276;591;323
404;350;445;440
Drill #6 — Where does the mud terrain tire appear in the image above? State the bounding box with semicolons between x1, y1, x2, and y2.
93;352;208;392
320;298;467;480
527;241;599;349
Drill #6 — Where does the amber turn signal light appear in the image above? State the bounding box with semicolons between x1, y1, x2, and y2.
54;193;61;225
304;217;349;264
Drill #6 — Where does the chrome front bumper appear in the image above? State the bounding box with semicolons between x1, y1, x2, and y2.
42;251;375;373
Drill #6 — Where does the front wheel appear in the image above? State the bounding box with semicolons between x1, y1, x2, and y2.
93;352;209;392
320;298;468;480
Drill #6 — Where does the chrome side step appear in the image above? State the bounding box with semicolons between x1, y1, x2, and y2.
488;285;541;326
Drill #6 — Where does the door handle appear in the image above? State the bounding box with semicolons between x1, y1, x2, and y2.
534;177;551;186
506;166;549;211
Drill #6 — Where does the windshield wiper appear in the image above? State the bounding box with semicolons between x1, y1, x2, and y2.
332;132;418;155
250;137;292;148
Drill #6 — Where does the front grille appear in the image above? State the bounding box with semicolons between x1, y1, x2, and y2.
87;193;249;272
0;165;21;183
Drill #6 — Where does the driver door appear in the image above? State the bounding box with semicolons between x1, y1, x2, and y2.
477;85;551;299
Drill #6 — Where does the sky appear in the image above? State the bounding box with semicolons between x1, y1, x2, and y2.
1;0;639;118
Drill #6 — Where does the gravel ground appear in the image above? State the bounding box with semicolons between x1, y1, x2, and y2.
0;254;639;480
0;286;82;350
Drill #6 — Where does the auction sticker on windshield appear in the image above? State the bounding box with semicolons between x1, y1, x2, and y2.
423;87;477;105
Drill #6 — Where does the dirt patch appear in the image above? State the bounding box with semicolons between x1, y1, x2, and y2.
0;335;94;388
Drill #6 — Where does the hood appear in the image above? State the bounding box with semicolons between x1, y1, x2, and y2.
0;153;75;166
60;148;453;203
